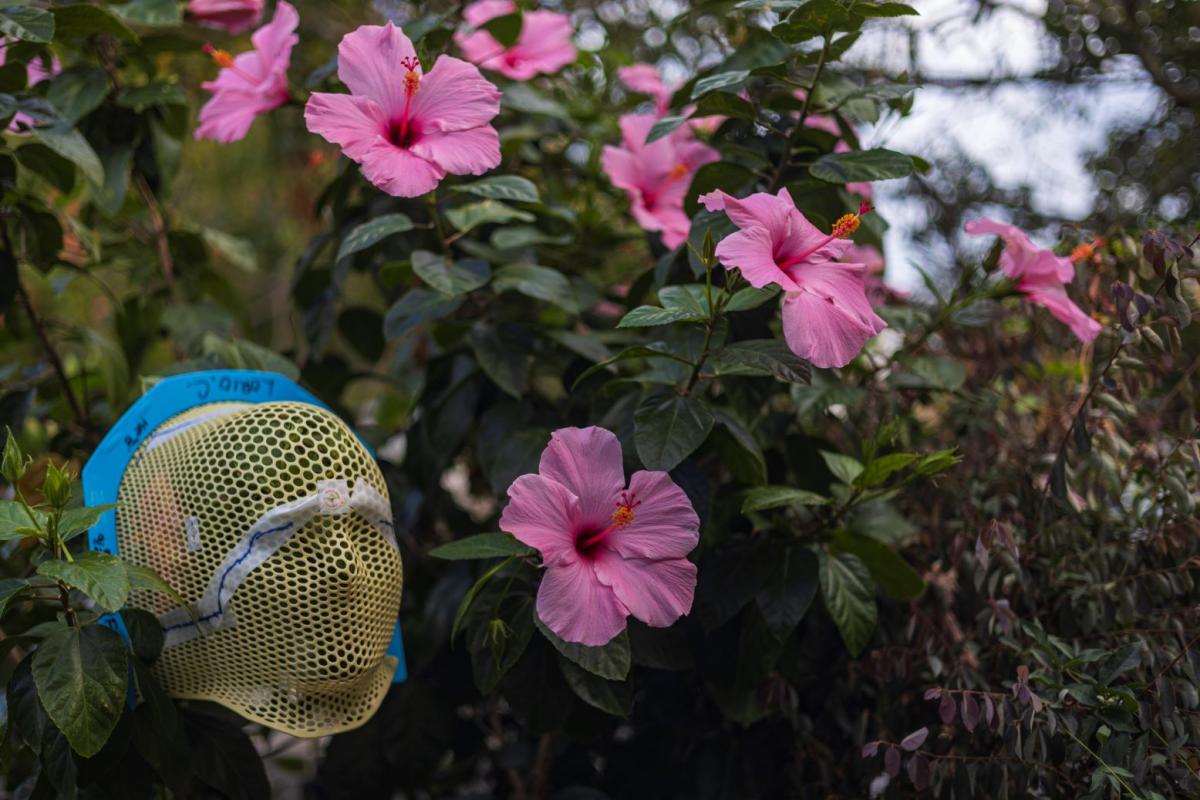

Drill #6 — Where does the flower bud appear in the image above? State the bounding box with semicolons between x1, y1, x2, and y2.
1;428;31;484
42;461;73;508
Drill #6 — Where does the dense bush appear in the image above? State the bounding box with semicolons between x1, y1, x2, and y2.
0;1;1197;798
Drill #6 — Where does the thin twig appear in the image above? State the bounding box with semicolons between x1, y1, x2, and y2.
135;175;183;303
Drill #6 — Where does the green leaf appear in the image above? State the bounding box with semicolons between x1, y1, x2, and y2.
113;0;183;26
451;556;515;643
773;0;859;41
430;532;534;560
469;321;530;397
559;657;633;716
0;499;45;540
383;287;464;339
711;410;766;485
0;7;55;43
125;562;189;610
819;549;877;656
619;285;711;328
617;304;697;328
821;450;864;485
31;125;104;185
832;530;924;601
336;213;414;261
891;356;966;391
116;81;186;110
492;263;578;313
570;342;693;388
481;10;522;47
45;67;110;126
411;250;491;296
855;2;919;17
855;453;918;488
57;504;116;542
15;143;75;193
37;551;130;612
724;284;780;312
451;175;539;203
121;608;164;663
534;611;631;680
0;578;33;619
694;91;755;120
756;546;818;639
705;340;811;383
915;448;960;477
32;624;128;757
810;148;914;184
691;70;750;99
634;389;715;471
445;200;534;233
644;114;690;144
51;5;138;43
742;486;828;512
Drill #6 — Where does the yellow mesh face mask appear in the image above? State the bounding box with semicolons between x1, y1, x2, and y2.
82;372;405;738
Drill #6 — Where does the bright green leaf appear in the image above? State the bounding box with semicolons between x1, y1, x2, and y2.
37;551;129;612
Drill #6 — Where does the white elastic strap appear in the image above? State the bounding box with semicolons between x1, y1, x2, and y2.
159;478;396;648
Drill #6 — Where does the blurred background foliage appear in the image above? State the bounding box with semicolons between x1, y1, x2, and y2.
0;0;1198;799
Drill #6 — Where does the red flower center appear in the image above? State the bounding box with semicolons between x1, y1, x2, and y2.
390;57;423;148
574;492;640;557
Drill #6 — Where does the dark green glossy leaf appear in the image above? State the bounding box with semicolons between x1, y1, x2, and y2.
51;4;138;42
383;288;464;339
832;530;924;601
57;503;116;542
705;340;811;383
31;125;103;185
445;200;534;233
492;263;578;312
37;551;129;612
559;657;633;716
810;148;914;183
0;7;55;43
691;69;750;99
634;389;715;471
32;623;128;757
819;549;877;656
337;213;414;261
756;546;818;638
534;611;632;681
412;250;491;296
451;175;539;203
430;532;534;560
645;114;690;144
481;11;522;48
742;485;828;512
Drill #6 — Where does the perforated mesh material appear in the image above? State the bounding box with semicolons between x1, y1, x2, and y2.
116;401;403;737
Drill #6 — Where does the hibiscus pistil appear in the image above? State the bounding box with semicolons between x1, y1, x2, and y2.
390;55;423;147
578;493;641;551
202;42;255;83
779;201;873;271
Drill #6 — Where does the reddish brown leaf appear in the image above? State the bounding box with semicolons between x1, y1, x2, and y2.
907;753;931;791
939;690;957;725
862;741;880;758
899;726;928;751
884;746;901;777
961;693;980;732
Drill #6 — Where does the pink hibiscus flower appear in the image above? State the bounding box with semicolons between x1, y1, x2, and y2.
194;1;297;144
700;189;887;368
601;113;719;249
454;0;576;81
305;23;502;198
617;63;725;134
964;218;1101;343
500;426;700;646
186;0;264;34
0;41;61;131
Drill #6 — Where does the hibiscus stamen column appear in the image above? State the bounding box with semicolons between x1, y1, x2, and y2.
393;56;421;147
778;201;873;271
578;494;641;551
202;43;257;84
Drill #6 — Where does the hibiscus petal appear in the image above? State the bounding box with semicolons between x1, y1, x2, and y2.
411;55;502;134
195;90;272;143
453;29;505;72
462;0;515;26
357;141;447;198
538;427;626;530
618;64;670;110
607;471;699;561
537;560;629;646
714;226;798;290
336;22;418;119
304;92;388;161
792;260;885;330
1020;278;1102;343
720;188;795;234
600;145;642;193
593;551;697;628
500;474;581;566
249;1;298;67
618;113;657;151
410;125;501;176
509;11;577;75
781;280;885;369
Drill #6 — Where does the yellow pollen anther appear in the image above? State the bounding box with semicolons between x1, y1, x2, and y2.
611;505;636;528
668;162;689;180
831;213;861;239
403;70;420;95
